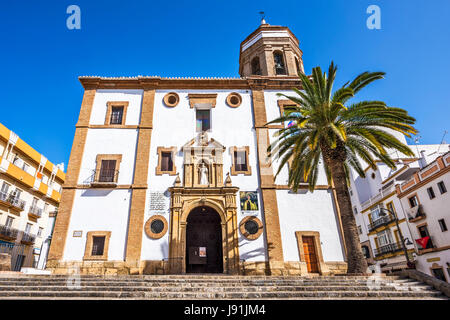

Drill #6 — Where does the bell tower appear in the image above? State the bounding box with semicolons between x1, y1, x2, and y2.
239;20;304;77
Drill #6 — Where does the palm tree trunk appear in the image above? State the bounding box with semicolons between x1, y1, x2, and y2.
328;159;368;274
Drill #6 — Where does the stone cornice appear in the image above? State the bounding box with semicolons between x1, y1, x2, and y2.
168;186;240;195
79;76;303;91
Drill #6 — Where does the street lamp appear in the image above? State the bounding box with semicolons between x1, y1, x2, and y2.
379;207;415;269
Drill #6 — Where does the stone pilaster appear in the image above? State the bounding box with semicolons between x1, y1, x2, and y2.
250;87;284;273
48;88;96;262
125;87;156;265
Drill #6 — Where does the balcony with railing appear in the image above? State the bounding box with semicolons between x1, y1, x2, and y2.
20;232;36;245
0;191;26;212
367;214;396;233
0;225;19;241
28;205;43;220
85;169;119;188
374;242;403;257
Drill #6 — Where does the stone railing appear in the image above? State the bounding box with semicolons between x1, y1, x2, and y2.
400;269;450;298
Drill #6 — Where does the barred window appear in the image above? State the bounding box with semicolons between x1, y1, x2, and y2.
91;236;105;256
110;106;124;124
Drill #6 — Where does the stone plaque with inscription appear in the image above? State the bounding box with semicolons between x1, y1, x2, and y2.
149;191;170;215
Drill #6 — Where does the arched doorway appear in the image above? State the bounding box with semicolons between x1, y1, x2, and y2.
186;206;223;273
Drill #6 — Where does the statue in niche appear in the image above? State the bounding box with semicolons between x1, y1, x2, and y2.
198;162;209;185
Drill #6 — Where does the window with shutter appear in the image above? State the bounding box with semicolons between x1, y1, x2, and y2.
99;160;116;182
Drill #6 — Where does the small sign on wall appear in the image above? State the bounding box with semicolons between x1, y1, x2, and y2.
73;231;82;237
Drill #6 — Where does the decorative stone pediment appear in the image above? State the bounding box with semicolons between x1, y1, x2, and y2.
181;132;226;187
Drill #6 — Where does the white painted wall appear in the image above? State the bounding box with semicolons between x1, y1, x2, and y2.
63;189;131;261
141;89;267;262
276;189;345;262
89;89;143;125
77;129;139;185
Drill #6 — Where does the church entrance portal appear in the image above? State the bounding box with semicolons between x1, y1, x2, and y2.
186;206;223;273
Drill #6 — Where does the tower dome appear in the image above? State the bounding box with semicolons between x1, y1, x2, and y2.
239;22;304;77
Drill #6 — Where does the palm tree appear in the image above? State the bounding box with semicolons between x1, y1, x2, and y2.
267;62;417;274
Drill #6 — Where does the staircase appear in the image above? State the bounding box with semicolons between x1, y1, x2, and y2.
0;274;447;299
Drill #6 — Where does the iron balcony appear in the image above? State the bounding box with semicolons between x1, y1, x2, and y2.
28;205;43;218
0;224;19;241
87;169;119;188
374;242;403;257
20;232;36;245
368;214;396;232
0;191;26;211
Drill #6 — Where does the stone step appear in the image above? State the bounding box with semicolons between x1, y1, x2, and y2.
0;276;411;283
0;284;435;292
0;278;419;284
0;274;403;280
0;280;429;288
0;290;444;299
0;281;419;288
0;274;444;300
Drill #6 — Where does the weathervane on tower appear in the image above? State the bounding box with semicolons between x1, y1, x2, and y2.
259;11;266;24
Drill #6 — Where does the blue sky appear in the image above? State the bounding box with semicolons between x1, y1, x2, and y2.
1;0;449;168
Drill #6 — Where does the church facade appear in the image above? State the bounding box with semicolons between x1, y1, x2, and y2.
47;23;347;276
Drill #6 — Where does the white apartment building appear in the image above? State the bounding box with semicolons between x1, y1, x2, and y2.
396;150;450;281
0;123;65;270
349;140;450;281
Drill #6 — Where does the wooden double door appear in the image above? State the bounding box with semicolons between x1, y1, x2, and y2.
186;206;223;273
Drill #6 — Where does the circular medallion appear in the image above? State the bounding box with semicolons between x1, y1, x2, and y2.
163;92;180;107
144;215;168;239
239;216;263;240
226;92;242;108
